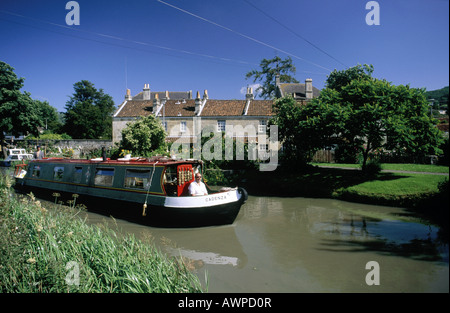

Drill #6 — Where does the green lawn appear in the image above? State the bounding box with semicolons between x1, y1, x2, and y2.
342;173;445;196
311;162;449;173
242;164;448;212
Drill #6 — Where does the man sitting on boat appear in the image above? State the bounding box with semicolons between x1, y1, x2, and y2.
189;173;208;196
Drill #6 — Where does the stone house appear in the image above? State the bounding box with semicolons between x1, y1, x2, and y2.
275;76;321;100
112;79;319;159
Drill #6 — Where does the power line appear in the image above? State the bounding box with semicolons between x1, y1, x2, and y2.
243;0;348;68
156;0;332;72
0;9;256;68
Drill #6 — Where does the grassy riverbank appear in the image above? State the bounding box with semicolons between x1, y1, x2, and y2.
0;174;205;293
310;162;449;173
239;163;449;227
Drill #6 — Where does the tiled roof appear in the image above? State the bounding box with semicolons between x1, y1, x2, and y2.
115;100;153;117
114;99;275;118
246;100;274;116
200;100;247;116
158;100;196;117
278;83;321;98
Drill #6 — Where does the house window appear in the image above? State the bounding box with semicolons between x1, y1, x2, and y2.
217;120;226;132
259;144;269;152
258;144;269;160
258;120;267;133
124;169;152;189
74;167;82;183
53;166;64;181
180;121;187;133
94;168;114;186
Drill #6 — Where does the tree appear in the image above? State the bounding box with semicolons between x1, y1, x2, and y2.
0;61;41;145
246;56;299;99
118;115;167;157
34;99;63;134
63;80;115;139
325;64;374;90
272;64;444;170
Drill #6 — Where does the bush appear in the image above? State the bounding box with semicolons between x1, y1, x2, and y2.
362;158;382;176
335;144;359;164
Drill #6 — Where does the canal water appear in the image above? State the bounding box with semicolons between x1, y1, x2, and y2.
84;195;449;293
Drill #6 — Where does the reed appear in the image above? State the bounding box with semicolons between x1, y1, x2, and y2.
0;173;205;293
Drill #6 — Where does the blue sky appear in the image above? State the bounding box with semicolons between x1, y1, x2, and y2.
1;0;448;112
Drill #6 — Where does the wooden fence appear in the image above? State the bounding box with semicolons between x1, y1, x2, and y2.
312;149;335;163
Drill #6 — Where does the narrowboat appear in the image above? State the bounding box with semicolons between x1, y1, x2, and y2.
13;156;248;227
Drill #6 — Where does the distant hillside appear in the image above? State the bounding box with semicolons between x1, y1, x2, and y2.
426;86;449;109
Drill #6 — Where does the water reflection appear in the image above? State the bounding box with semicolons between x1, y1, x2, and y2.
81;195;449;292
242;197;447;260
147;226;249;269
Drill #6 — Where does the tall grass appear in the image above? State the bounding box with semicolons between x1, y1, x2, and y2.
0;173;205;293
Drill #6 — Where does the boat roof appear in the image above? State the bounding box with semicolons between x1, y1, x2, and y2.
30;156;202;166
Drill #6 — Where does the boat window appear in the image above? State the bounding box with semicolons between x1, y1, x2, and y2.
53;166;64;181
164;166;177;184
32;165;41;177
73;167;82;183
94;168;114;186
124;169;151;189
163;166;177;196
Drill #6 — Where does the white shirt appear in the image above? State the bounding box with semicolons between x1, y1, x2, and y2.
189;181;208;196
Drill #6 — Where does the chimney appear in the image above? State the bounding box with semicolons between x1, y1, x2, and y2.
125;89;132;100
188;90;193;99
305;78;313;99
246;86;254;100
203;89;208;100
164;90;170;100
195;91;202;115
153;93;161;113
275;74;280;86
143;84;151;100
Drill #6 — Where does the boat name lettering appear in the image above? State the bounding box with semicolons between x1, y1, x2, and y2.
205;195;227;202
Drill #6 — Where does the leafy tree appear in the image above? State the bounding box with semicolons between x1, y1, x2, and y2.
118;115;167;157
34;99;63;134
0;61;41;146
246;56;298;99
63;80;115;139
271;95;310;165
425;86;449;115
325;64;374;90
272;64;444;170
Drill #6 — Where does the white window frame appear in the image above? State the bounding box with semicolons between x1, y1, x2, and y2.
258;120;267;133
259;143;269;152
217;120;226;132
180;121;187;133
